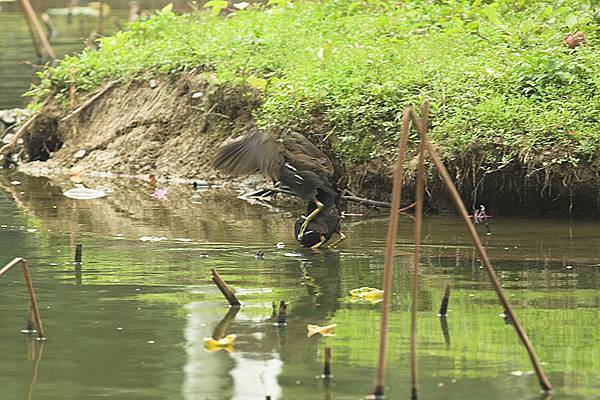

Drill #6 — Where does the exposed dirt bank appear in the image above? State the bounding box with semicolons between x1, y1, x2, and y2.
11;71;600;217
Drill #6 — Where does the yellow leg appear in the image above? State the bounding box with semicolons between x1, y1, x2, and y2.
328;232;346;248
297;200;323;239
310;235;327;250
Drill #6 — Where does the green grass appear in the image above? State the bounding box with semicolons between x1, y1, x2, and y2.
32;0;599;168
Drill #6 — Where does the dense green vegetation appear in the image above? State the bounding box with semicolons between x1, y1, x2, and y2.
32;0;599;168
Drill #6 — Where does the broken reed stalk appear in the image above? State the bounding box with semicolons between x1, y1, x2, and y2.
74;244;83;264
60;80;119;122
323;347;332;378
211;268;241;306
409;106;552;392
438;285;451;316
0;258;45;339
276;300;287;324
371;108;412;399
18;0;55;60
409;103;429;400
439;316;451;347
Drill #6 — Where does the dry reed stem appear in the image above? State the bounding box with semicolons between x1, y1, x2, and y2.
410;108;552;392
371;107;413;398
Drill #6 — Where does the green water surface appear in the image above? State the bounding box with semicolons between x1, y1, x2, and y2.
0;171;599;400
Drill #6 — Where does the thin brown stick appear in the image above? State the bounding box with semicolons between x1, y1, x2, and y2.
0;114;39;156
19;0;55;59
211;269;241;306
413;108;552;391
18;0;43;59
341;195;392;209
60;80;119;122
371;108;412;398
409;103;429;400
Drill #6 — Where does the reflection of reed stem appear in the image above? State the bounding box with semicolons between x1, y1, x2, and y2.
439;316;450;348
212;307;240;339
27;341;44;400
276;300;287;324
323;346;332;378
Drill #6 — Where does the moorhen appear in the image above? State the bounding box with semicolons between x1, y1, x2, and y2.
214;131;344;248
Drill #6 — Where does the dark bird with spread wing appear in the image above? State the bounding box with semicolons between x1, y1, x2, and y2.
214;131;344;249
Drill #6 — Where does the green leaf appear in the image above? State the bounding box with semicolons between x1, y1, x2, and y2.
204;0;229;16
246;76;268;90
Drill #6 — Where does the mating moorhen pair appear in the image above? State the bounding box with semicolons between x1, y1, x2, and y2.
214;131;344;249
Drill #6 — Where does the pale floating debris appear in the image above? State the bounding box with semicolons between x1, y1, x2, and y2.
174;238;193;242
74;149;87;158
139;236;168;242
566;265;573;269
276;242;285;249
307;323;337;337
63;187;108;200
283;252;302;257
26;228;37;233
147;340;155;344
10;180;21;185
510;370;524;376
191;91;204;99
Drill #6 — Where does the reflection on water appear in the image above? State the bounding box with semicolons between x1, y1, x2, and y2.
0;170;599;400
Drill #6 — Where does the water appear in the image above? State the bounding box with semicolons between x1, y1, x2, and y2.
0;0;135;109
1;170;598;399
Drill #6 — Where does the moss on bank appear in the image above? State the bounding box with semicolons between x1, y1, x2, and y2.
26;0;600;214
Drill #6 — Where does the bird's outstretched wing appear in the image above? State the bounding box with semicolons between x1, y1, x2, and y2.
283;132;334;179
214;131;283;179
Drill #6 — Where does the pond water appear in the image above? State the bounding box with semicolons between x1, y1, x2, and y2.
0;170;598;400
0;0;139;109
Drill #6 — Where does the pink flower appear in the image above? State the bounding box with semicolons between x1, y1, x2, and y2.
152;188;169;200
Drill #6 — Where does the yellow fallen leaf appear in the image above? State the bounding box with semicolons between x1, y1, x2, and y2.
349;287;384;302
307;324;337;337
203;334;236;352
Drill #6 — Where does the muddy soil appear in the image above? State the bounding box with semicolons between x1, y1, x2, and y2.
9;71;600;217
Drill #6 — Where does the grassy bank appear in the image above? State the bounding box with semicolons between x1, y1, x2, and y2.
31;0;599;183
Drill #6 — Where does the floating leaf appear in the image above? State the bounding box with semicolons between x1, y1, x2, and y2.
203;334;237;352
63;187;107;200
349;287;384;303
307;323;337;337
